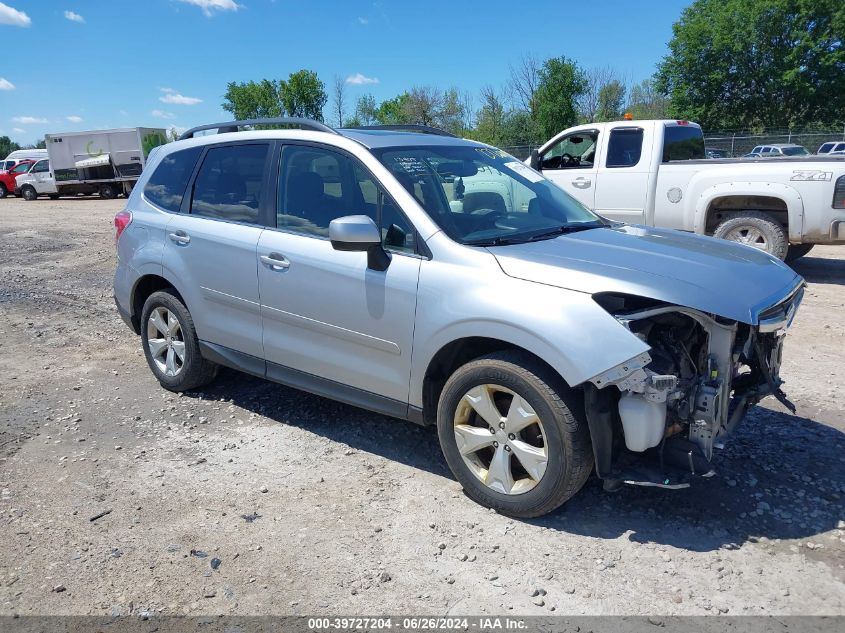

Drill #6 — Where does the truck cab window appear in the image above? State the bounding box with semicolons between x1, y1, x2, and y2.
606;128;644;168
541;132;598;170
31;160;49;173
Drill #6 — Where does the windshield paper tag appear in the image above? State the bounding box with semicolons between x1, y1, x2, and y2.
504;161;544;183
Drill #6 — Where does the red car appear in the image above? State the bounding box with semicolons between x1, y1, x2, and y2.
0;159;36;198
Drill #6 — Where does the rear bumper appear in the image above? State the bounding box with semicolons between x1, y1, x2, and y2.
114;295;135;331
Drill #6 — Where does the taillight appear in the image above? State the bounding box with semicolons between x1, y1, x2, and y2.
833;176;845;209
114;210;132;244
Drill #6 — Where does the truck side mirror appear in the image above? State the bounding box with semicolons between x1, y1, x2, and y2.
529;149;541;171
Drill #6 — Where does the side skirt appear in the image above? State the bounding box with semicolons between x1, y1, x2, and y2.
198;340;421;424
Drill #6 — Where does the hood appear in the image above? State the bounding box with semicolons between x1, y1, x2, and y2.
489;225;803;324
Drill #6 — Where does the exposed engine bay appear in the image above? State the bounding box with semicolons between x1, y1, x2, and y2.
585;287;802;489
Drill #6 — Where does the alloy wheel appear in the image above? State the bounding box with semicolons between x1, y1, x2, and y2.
723;225;769;251
453;384;548;495
146;307;185;377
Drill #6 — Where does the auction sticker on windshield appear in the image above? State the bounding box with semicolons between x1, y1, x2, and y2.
503;161;545;183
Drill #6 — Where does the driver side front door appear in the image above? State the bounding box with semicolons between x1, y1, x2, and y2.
538;131;599;209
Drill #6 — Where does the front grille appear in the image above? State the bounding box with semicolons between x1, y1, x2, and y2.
834;175;845;209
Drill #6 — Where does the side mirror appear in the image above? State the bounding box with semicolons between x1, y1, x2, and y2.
529;149;541;171
329;215;390;271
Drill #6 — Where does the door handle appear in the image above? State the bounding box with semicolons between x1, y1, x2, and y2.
168;231;190;245
571;177;592;189
260;253;290;270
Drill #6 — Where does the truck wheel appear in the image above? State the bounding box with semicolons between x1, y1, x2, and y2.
141;289;219;392
99;184;118;199
713;212;788;260
21;185;38;201
437;350;593;518
0;183;7;199
785;244;814;262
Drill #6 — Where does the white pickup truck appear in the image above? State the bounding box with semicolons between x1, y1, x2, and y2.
527;119;845;261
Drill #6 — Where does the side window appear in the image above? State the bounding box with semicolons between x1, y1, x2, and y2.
278;145;416;253
144;146;201;213
31;160;49;173
12;162;32;174
541;133;598;170
606;128;644;168
190;143;268;223
662;125;705;162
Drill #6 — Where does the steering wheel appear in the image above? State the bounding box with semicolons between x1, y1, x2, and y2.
469;207;506;230
560;152;581;167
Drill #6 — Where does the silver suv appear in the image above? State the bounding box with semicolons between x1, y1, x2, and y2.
114;118;804;518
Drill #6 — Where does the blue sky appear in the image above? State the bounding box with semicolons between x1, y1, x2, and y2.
0;0;689;145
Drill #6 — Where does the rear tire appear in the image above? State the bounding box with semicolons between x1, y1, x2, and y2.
713;211;788;260
21;185;37;201
785;244;814;262
140;289;218;392
436;350;593;518
99;183;118;199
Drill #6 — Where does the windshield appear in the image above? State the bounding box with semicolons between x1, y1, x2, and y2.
372;145;603;245
781;146;809;156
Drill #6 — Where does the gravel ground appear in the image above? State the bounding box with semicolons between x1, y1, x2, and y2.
0;197;843;616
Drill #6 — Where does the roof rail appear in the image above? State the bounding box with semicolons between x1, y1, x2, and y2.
351;124;457;138
178;117;338;140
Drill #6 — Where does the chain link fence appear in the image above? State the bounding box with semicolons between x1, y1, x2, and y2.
499;126;845;160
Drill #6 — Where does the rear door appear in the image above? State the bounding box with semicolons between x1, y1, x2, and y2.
162;141;271;359
593;126;651;224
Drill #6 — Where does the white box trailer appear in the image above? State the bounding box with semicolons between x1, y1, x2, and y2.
43;127;166;198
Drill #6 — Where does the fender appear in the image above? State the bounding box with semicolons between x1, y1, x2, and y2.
691;181;805;241
130;263;194;322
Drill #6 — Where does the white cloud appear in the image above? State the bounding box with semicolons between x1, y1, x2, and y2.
12;116;47;124
151;109;176;120
66;115;83;123
159;87;175;94
0;2;30;27
345;73;379;86
12;127;25;134
64;10;84;23
357;17;369;25
176;0;242;17
0;77;14;91
159;92;202;105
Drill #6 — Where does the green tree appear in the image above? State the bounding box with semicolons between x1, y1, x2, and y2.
0;136;22;158
354;94;378;125
280;69;327;120
375;94;411;124
534;57;587;139
596;80;626;121
627;79;668;120
656;0;845;129
474;85;506;145
221;79;283;120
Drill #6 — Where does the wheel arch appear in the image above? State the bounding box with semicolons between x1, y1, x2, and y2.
419;335;573;426
129;272;189;334
693;182;804;241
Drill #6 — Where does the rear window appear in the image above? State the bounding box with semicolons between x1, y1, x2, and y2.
143;146;201;212
190;143;268;224
662;125;705;162
606;128;644;168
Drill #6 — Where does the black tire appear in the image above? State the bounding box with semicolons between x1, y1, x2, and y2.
437;350;593;518
99;183;118;199
713;211;788;260
21;185;37;201
140;289;218;392
785;244;814;262
0;183;7;199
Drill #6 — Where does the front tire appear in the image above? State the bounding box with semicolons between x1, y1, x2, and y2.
140;289;218;392
21;185;37;201
0;183;7;199
437;351;593;518
713;211;788;260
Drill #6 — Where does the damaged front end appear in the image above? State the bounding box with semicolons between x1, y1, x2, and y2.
584;282;804;490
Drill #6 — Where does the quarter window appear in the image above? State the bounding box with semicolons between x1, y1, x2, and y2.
144;146;201;213
190;144;268;223
278;145;416;253
606;128;644;168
